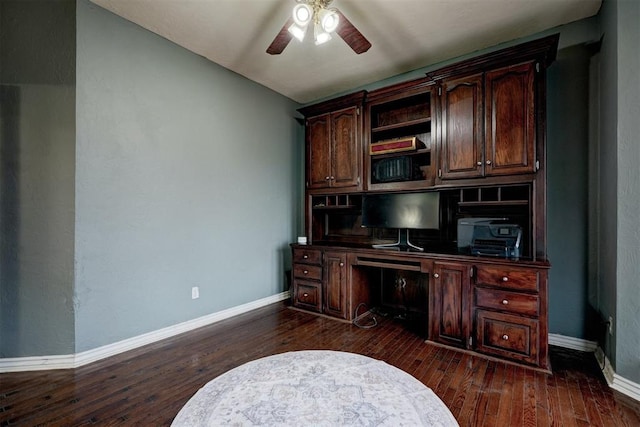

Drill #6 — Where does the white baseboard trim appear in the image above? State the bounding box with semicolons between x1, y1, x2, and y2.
548;333;598;352
595;347;640;402
0;291;291;373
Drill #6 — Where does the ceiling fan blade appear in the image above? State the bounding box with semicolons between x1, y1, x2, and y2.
267;17;294;55
335;10;371;54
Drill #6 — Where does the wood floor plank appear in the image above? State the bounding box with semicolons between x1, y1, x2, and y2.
1;302;639;426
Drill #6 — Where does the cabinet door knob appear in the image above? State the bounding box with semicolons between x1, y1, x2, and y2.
303;270;308;274
502;276;509;282
303;255;308;259
330;176;335;180
325;176;330;180
502;334;509;340
433;273;439;278
502;299;509;305
477;161;482;166
303;293;309;297
486;160;492;165
339;262;344;267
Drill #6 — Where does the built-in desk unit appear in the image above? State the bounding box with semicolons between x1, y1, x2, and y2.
293;35;558;371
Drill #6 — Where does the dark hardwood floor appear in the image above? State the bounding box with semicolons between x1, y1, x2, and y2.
1;301;639;426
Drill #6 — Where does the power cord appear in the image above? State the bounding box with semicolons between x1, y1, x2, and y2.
352;302;378;329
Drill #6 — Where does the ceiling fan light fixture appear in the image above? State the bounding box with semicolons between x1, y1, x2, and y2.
314;21;332;45
288;22;308;42
319;8;339;33
292;3;313;27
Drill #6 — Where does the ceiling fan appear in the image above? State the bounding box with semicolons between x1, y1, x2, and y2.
267;0;371;55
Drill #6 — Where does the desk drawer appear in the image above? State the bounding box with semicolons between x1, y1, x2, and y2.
293;264;322;281
476;310;538;365
475;265;539;292
293;248;322;265
293;280;321;313
475;288;538;317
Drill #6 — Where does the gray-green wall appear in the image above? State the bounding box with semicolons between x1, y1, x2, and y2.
0;0;76;357
74;0;299;352
597;0;640;384
1;0;300;357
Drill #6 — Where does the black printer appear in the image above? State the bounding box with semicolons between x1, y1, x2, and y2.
457;218;522;259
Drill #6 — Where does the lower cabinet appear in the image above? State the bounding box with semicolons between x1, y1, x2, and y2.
292;248;349;320
292;247;323;313
323;251;348;319
429;261;472;349
472;264;548;369
292;245;549;370
429;261;548;370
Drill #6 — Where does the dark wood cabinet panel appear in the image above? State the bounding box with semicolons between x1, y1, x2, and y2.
430;262;471;348
307;115;332;188
324;251;348;319
475;287;539;317
476;310;539;365
440;73;484;179
485;62;536;175
293;280;322;313
306;106;362;192
475;264;540;292
331;107;361;188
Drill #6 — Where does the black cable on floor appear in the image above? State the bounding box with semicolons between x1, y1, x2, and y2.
352;302;377;329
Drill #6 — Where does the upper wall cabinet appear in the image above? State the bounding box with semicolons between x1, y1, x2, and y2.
438;61;536;181
300;92;366;193
439;73;484;179
484;62;536;176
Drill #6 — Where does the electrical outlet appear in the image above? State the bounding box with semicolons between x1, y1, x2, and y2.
192;286;199;299
608;316;613;335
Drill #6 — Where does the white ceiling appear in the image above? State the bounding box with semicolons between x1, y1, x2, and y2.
90;0;601;104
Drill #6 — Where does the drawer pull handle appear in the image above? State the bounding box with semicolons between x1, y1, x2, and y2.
502;334;509;340
303;293;309;297
502;276;509;282
303;270;308;274
303;255;308;259
502;299;509;305
433;273;439;279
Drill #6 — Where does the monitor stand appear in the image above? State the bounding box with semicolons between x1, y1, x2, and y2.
372;229;424;252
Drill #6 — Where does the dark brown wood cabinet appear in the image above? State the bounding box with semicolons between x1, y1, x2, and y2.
430;261;472;348
473;263;548;368
307;107;361;190
484;62;536;175
300;92;366;193
323;251;348;319
292;247;323;313
293;35;558;371
438;61;537;181
439;73;484;179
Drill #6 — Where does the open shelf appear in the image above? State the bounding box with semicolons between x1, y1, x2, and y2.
371;117;431;133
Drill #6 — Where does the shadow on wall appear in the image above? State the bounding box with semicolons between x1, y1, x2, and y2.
0;85;21;357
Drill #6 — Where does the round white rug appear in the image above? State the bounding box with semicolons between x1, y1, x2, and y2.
172;350;459;426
